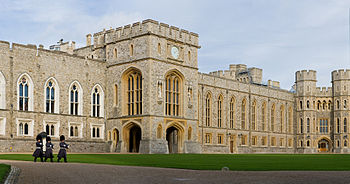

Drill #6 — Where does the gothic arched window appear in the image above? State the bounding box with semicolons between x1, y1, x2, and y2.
165;72;182;116
126;71;142;115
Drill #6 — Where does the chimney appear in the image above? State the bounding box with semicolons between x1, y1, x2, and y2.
86;34;92;46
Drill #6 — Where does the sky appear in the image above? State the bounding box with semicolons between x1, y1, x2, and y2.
0;0;350;89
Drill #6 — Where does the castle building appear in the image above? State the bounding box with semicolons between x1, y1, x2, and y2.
0;19;348;153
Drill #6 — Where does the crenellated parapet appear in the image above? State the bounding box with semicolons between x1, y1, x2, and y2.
315;87;332;96
295;70;317;82
332;69;350;81
91;19;199;49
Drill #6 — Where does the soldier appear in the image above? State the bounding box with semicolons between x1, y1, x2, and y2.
57;135;69;163
44;136;54;162
32;136;44;162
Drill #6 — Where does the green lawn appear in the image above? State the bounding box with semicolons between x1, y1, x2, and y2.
0;154;350;171
0;164;10;183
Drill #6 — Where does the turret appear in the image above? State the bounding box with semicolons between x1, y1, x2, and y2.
295;70;317;96
332;69;350;96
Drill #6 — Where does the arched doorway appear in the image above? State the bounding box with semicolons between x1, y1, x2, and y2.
166;127;179;153
129;125;141;153
229;135;236;153
112;128;119;148
318;138;331;152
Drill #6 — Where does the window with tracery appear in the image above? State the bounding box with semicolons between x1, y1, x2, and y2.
70;84;79;115
19;77;29;111
229;97;235;129
205;93;211;127
127;71;142;115
217;95;223;128
165;73;181;116
45;81;55;113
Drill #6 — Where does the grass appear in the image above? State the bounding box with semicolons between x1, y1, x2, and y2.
0;164;10;183
0;154;350;171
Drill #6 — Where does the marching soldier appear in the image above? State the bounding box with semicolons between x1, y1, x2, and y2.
57;135;69;163
32;136;44;162
44;136;54;162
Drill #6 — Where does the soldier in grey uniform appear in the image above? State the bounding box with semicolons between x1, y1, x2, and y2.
32;136;43;162
44;136;54;162
57;135;69;163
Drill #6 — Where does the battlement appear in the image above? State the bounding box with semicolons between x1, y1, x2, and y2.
316;87;332;96
0;40;104;63
295;70;317;82
332;69;350;81
89;19;199;49
208;64;263;84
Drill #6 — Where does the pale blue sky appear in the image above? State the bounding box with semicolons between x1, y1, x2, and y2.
1;0;350;89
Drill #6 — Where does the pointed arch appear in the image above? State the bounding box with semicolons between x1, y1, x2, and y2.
205;91;212;127
262;101;267;131
217;94;223;128
69;81;83;115
280;105;285;133
0;71;5;109
122;67;142;116
165;69;184;116
17;73;34;111
271;103;275;132
288;106;293;133
252;100;257;130
229;96;236;129
241;98;247;129
91;84;104;117
44;77;60;113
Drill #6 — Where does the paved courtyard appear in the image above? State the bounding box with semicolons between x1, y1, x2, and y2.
1;160;350;184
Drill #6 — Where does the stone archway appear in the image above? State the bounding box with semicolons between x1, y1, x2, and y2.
165;122;184;154
318;138;332;152
129;125;141;153
166;127;179;153
122;122;142;153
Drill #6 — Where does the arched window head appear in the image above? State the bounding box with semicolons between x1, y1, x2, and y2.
280;105;285;132
205;93;211;127
252;100;256;130
165;72;182;116
92;85;104;117
262;102;267;131
229;97;235;129
271;104;275;132
217;95;223;128
124;69;142;116
70;85;79;115
344;118;348;133
45;79;58;113
69;82;82;116
19;77;29;111
241;99;246;129
0;71;5;109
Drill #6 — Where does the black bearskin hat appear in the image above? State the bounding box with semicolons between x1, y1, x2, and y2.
60;135;65;141
36;135;42;141
46;136;51;141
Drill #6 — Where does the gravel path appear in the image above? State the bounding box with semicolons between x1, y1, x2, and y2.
1;160;350;184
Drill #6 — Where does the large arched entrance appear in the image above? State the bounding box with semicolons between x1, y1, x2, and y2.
318;138;331;152
128;125;141;153
166;127;179;153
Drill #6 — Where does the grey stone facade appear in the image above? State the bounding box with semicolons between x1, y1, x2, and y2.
0;19;348;154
